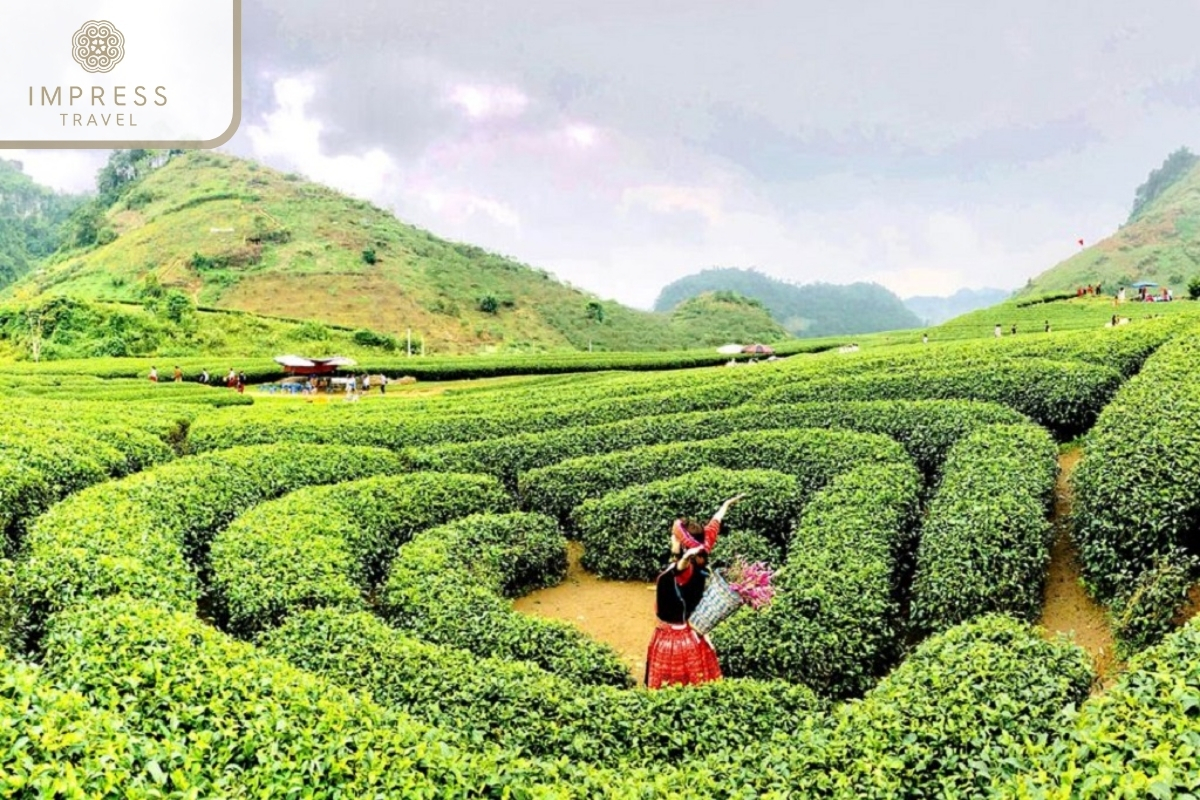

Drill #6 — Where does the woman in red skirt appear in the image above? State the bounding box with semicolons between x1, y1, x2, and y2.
645;494;744;689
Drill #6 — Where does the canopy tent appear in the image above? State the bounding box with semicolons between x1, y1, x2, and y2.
1129;282;1159;288
742;344;775;356
274;355;357;376
717;344;744;355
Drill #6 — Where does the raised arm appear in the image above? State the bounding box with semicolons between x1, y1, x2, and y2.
706;494;746;551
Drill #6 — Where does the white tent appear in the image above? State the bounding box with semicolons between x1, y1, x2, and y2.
717;344;744;355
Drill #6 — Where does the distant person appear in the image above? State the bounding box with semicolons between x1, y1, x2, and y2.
173;366;183;383
380;374;389;394
237;371;247;394
226;369;236;388
922;334;929;344
148;366;158;383
1045;320;1051;333
199;369;209;385
994;324;1002;339
1011;324;1017;336
362;374;371;394
1111;314;1118;328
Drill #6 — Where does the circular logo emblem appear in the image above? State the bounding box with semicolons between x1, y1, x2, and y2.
72;21;125;74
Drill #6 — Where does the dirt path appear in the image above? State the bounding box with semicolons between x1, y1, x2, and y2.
514;542;657;684
1039;448;1119;685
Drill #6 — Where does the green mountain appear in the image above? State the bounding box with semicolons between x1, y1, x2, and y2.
3;151;785;354
654;268;922;337
1021;148;1200;297
669;291;790;345
0;159;82;291
904;288;1011;326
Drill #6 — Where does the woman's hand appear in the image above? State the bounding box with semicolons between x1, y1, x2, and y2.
713;493;746;522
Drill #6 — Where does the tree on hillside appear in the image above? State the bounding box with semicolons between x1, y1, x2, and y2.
1129;147;1199;223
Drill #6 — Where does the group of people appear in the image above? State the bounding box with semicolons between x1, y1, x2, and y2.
150;366;247;392
992;322;1052;338
1076;283;1104;297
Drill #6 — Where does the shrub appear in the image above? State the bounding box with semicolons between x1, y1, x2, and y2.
17;445;407;649
362;248;378;264
209;472;512;637
909;424;1058;635
573;468;805;581
381;513;632;687
38;596;556;796
1074;333;1200;601
715;462;921;696
519;428;906;525
1001;614;1200;797
756;359;1122;439
1110;549;1200;660
261;608;825;768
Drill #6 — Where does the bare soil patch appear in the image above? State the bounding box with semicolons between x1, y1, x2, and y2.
514;542;656;684
1039;448;1119;686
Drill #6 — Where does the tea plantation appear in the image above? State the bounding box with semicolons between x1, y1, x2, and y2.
4;315;1200;797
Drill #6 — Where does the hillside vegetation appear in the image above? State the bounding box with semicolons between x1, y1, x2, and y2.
3;152;789;355
1022;147;1200;297
655;267;923;337
0;160;82;291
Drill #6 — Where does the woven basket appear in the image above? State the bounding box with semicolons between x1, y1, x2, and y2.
688;570;744;636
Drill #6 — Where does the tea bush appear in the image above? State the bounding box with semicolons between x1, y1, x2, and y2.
909;424;1058;635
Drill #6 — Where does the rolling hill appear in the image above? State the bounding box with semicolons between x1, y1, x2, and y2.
1021;148;1200;298
654;267;923;337
2;151;788;354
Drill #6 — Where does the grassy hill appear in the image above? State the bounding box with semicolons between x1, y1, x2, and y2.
2;152;788;355
655;267;923;337
1021;150;1200;298
668;291;789;345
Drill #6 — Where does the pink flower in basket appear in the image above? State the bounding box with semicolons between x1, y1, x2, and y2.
723;557;776;610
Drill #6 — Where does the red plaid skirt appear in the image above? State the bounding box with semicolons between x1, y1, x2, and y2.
645;623;722;689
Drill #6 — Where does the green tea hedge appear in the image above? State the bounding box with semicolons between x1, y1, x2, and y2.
909;424;1058;635
1000;614;1200;798
573;467;804;581
38;596;560;797
757;359;1121;439
519;428;906;524
411;399;1025;489
262;607;825;768
209;472;511;637
1073;333;1200;602
381;513;632;687
17;444;407;648
714;462;921;696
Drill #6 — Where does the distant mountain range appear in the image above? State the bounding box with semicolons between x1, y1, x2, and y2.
654;268;923;338
903;288;1011;326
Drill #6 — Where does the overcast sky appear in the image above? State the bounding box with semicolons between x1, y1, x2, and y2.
8;1;1200;308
